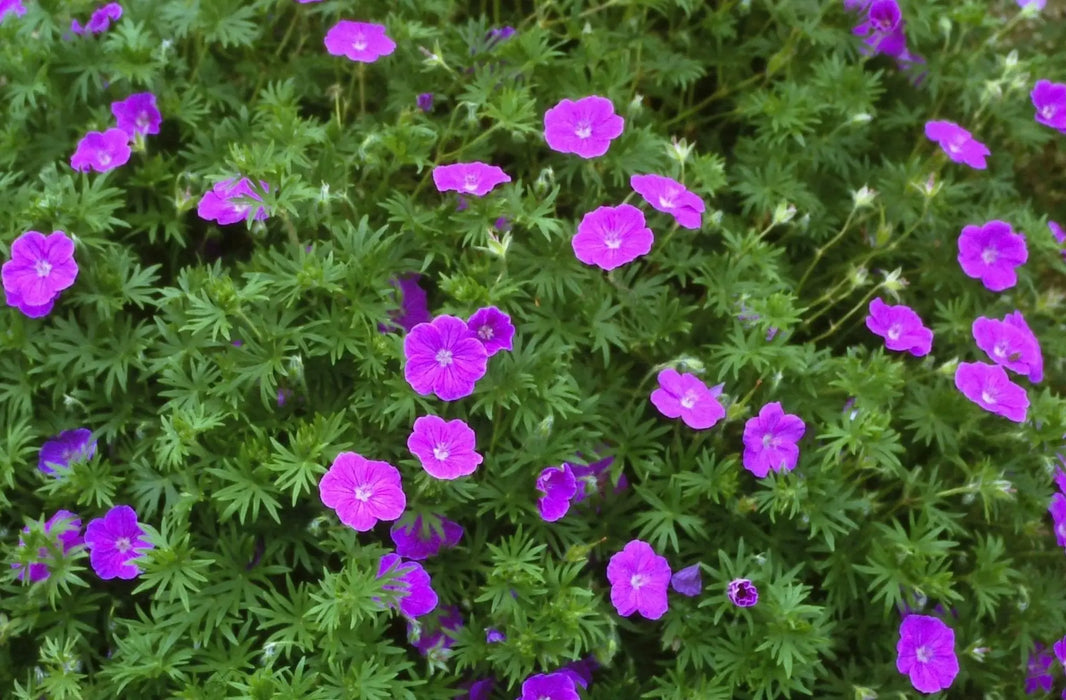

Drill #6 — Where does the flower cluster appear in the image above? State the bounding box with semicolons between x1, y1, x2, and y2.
403;307;513;401
845;0;924;72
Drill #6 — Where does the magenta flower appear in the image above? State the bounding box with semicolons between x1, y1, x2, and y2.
408;605;464;657
630;173;706;230
650;368;725;430
896;615;959;694
2;230;79;318
972;311;1043;382
957;220;1027;292
384;273;431;333
1051;220;1065;246
324;21;396;63
1026;644;1054;694
954;362;1029;423
38;428;96;476
377;553;438;618
864;297;933;356
466;305;514;356
1018;0;1047;11
416;93;434;112
71;2;122;35
0;0;26;22
1054;635;1066;666
1031;80;1066;131
197;178;270;226
407;415;483;480
84;505;153;580
11;510;82;583
519;672;579;700
485;627;505;644
572;203;654;271
70;128;131;173
569;455;625;502
727;578;759;607
390;515;463;560
318;452;406;531
606;539;671;620
111;92;162;136
924;120;990;170
543;95;625;159
851;0;920;65
403;314;488;401
536;464;577;522
1049;494;1066;548
670;563;702;597
742;402;806;478
432;162;511;197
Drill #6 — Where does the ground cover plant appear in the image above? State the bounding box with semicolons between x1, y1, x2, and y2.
2;0;1066;697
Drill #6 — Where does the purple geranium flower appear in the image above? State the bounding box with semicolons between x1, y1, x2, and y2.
518;672;579;700
650;368;725;430
865;297;933;356
1054;635;1066;666
569;455;625;502
3;230;79;319
432;162;511;197
390;515;463;560
84;505;153;580
466;305;514;356
957;220;1027;292
0;0;26;22
972;311;1043;382
572;203;654;270
384;273;431;333
1018;0;1047;10
670;563;703;597
197;178;270;225
1049;493;1066;548
1051;220;1065;247
408;605;463;656
1026;643;1054;694
416;93;434;112
606;539;672;620
536;464;577;522
71;2;122;35
924;120;990;170
462;678;496;700
560;657;598;689
954;362;1029;423
70;128;131;173
727;578;759;607
543;95;625;159
485;627;506;643
111;92;162;136
38;428;96;476
742;402;806;478
486;26;516;48
318;452;406;531
896;615;959;694
12;510;82;583
377;553;438;618
403;314;488;401
1031;80;1066;131
323;21;396;63
630;174;705;230
407;415;483;479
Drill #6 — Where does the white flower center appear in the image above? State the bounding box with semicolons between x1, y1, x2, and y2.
115;537;131;553
886;324;901;340
981;247;997;265
658;191;678;209
946;136;965;154
233;204;250;216
462;174;479;192
432;445;450;461
993;342;1007;359
574;120;592;139
435;349;453;367
915;645;931;663
136;112;149;128
34;260;52;277
354;486;373;502
603;231;622;250
680;390;698;409
981;390;996;405
762;433;780;449
629;573;646;590
98;153;111;166
353;34;367;51
478;325;494;340
1042;105;1055;119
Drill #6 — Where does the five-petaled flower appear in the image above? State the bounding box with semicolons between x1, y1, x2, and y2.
84;505;153;580
536;464;577;522
376;553;438;617
957;220;1027;292
1031;80;1066;131
924;120;990;170
727;578;759;607
630;174;706;230
742;402;806;477
543;95;625;159
466;305;515;356
318;452;406;531
606;539;672;620
111;92;163;136
407;415;483;479
650;368;725;430
432;162;511;197
2;230;79;318
572;203;654;271
864;297;933;356
70;128;132;173
390;515;463;560
403;314;488;401
954;361;1029;423
324;20;396;63
972;311;1043;382
518;672;580;700
895;614;959;694
197;178;270;225
11;510;82;583
38;428;96;476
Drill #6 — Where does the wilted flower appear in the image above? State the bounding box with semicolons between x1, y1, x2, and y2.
727;578;759;607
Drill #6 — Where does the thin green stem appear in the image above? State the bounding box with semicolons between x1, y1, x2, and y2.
795;209;858;295
808;286;880;345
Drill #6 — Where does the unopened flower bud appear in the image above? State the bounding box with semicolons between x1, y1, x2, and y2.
772;202;797;225
852;185;877;210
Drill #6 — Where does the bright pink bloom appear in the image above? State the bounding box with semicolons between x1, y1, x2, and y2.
650;368;725;430
924;120;990;169
543;95;624;158
536;464;577;522
1031;80;1066;131
407;415;483;479
84;505;153;580
377;553;438;617
403;315;488;401
2;230;78;318
1049;493;1066;548
431;162;511;197
389;515;463;560
197;178;270;226
630;173;705;229
0;1;26;22
324;21;396;63
572;203;654;270
71;2;122;35
957;220;1027;292
896;615;959;694
606;539;671;620
11;510;82;583
864;297;933;356
111;92;162;136
318;452;406;531
466;305;514;356
972;311;1043;382
742;402;806;477
70;128;131;173
953;361;1029;423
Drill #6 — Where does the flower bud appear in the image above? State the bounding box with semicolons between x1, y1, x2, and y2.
851;185;877;210
772;201;797;225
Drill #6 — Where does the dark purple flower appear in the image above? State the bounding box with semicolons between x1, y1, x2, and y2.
407;605;462;657
518;672;579;700
486;26;516;47
71;2;122;35
416;93;434;112
560;657;598;688
536;464;577;522
954;362;1029;423
1053;635;1066;666
485;627;505;644
925;120;990;170
11;510;82;583
461;678;495;700
377;553;438;618
111;92;162;136
70;128;131;172
2;230;79;319
466;305;515;356
543;96;624;159
38;428;96;476
1031;80;1066;131
403;315;488;401
1026;643;1054;694
670;563;703;597
324;21;396;63
389;514;463;560
84;505;153;580
972;311;1043;382
957;220;1027;292
569;455;622;502
727;578;759;607
896;615;959;693
742;402;806;478
606;539;672;620
383;273;431;333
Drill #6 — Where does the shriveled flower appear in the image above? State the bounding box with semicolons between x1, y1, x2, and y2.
924;120;990;170
606;539;672;620
742;402;806;478
543;95;625;159
518;672;579;700
390;515;463;560
896;614;959;694
466;305;515;356
630;174;706;229
403;314;488;401
416;93;434;112
957;220;1027;292
11;510;82;583
71;2;122;36
2;230;79;319
84;505;153;580
197;178;270;225
324;20;396;63
573;203;654;271
954;361;1029;423
318;452;406;531
536;464;577;522
383;273;431;333
727;578;759;607
864;297;933;356
1049;493;1066;548
377;553;437;618
111;92;162;136
432;162;511;197
70;128;131;173
0;0;26;23
38;428;96;476
650;368;725;430
485;628;505;644
972;311;1043;382
1026;643;1054;694
670;563;703;597
407;415;483;480
408;605;463;656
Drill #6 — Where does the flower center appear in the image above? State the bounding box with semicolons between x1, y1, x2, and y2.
34;259;53;278
435;349;453;367
658;190;678;209
115;537;131;553
478;325;494;340
915;645;931;663
886;324;901;340
136;112;149;128
946;136;965;154
603;230;622;250
629;573;646;590
574;120;592;139
354;485;373;502
980;390;996;405
680;390;698;409
233;203;250;216
353;34;367;51
432;445;450;461
981;247;997;265
98;152;111;166
462;174;479;192
1042;105;1056;119
993;342;1007;359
